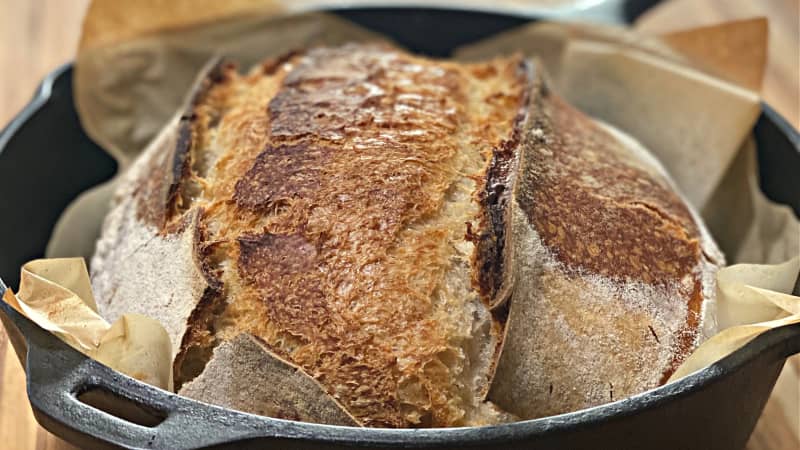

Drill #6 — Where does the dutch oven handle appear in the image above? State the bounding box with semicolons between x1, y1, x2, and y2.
0;288;298;450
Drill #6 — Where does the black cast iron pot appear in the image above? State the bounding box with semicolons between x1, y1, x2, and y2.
0;7;799;450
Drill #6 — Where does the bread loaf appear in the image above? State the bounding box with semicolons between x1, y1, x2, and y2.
90;43;722;428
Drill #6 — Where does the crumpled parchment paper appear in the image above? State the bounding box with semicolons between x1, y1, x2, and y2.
4;258;172;390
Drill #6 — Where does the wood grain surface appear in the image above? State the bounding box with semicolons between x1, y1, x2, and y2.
0;1;797;449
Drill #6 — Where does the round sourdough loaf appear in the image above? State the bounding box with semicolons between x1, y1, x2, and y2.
90;43;723;428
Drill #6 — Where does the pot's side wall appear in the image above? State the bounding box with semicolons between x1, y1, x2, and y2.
500;360;785;450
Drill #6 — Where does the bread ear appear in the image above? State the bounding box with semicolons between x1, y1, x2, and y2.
92;57;233;383
179;334;360;426
487;70;721;419
90;114;214;360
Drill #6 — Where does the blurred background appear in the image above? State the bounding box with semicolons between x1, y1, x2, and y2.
0;1;797;449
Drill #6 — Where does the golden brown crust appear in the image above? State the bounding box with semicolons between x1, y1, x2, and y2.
518;87;708;381
486;64;720;419
236;232;333;338
520;94;702;284
93;44;721;428
163;44;522;427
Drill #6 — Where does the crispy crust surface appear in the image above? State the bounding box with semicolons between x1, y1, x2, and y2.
96;44;522;427
92;43;720;427
486;69;721;418
521;83;712;379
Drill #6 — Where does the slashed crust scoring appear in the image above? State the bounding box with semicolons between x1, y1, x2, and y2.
94;44;524;428
91;43;721;428
487;71;723;418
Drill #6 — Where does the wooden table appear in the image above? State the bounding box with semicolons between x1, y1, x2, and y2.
0;1;797;448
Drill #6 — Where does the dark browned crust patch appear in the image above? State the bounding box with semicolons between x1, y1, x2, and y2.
236;232;336;339
184;58;235;113
164;123;193;220
233;143;331;211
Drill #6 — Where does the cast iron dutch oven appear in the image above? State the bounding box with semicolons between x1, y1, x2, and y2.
1;6;799;450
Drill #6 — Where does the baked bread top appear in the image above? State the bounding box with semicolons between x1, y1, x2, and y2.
91;43;722;428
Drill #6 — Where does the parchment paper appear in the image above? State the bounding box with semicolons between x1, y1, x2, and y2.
75;2;386;165
6;1;798;417
4;258;172;390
